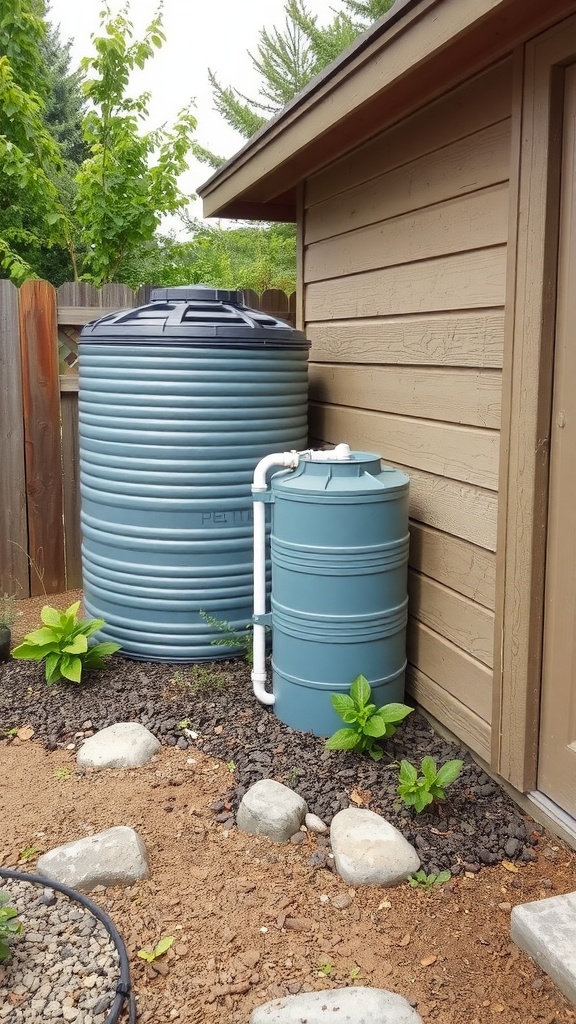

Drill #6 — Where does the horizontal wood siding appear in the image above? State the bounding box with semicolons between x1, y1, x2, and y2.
304;59;512;756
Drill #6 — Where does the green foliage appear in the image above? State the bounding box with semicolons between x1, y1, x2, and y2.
408;869;451;891
116;221;296;294
54;766;72;781
11;600;120;684
0;0;76;283
317;960;334;976
199;610;258;666
19;845;39;862
325;675;413;761
75;4;196;286
397;756;463;813
0;891;23;962
137;935;174;964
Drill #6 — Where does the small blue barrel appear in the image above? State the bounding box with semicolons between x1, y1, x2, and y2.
270;452;409;735
78;286;308;661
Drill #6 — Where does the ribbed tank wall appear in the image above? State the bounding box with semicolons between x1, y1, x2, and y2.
269;454;409;736
79;341;308;661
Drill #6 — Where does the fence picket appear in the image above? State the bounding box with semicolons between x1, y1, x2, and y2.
0;280;29;596
19;280;66;596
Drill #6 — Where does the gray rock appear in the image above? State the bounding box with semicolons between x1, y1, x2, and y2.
330;808;420;886
511;890;576;1003
37;826;149;892
77;722;160;769
305;812;328;834
250;987;423;1022
237;780;307;843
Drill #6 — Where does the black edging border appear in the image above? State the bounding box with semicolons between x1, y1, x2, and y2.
0;868;136;1023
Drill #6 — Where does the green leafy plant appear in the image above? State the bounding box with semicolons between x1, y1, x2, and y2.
137;935;175;964
199;610;258;665
3;727;18;740
408;869;451;891
178;719;191;731
226;761;236;773
397;756;463;813
0;891;23;961
54;767;72;781
19;846;39;863
11;601;120;684
325;675;413;761
349;965;361;979
317;960;334;977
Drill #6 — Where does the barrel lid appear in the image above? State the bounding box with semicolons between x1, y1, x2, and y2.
272;453;410;498
79;284;309;348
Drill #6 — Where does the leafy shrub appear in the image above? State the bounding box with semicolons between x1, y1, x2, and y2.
397;756;463;813
325;674;413;761
12;601;120;684
0;892;23;961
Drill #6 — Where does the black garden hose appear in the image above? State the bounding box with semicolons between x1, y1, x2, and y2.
0;867;137;1023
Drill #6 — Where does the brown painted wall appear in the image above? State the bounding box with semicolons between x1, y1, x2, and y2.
302;58;513;761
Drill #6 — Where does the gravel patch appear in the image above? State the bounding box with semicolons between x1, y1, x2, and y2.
0;877;119;1022
0;655;538;875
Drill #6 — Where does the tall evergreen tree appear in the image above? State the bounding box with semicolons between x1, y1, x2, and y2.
196;0;396;169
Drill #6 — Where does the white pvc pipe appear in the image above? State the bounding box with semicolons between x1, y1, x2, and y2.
250;443;352;706
251;451;300;705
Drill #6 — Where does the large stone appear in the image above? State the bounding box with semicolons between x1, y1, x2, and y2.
37;826;149;892
77;722;160;769
250;988;423;1023
330;808;420;886
237;779;307;843
511;891;576;1003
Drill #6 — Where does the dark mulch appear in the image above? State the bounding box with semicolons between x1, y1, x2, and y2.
0;655;537;875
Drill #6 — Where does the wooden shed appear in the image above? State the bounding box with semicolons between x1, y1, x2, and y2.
198;0;576;840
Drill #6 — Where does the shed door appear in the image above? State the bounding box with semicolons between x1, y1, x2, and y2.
538;64;576;817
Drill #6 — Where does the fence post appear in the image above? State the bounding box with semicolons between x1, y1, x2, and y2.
19;279;66;596
0;280;29;596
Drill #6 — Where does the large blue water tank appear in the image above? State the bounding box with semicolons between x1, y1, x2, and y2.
78;286;309;661
269;453;409;735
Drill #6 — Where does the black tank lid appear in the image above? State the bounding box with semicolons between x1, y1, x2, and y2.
80;284;308;348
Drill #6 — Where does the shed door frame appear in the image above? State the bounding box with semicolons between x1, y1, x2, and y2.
493;15;576;792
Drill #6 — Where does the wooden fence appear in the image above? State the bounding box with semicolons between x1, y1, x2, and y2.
0;280;296;599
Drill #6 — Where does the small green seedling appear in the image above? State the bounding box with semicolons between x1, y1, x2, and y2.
325;675;413;761
317;960;334;977
349;965;361;979
12;601;120;684
397;756;463;812
0;891;23;961
3;728;18;739
54;767;72;781
19;846;40;863
199;610;267;667
226;761;236;773
408;869;451;892
178;719;191;731
137;935;175;964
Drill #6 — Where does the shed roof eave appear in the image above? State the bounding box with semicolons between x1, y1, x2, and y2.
197;0;425;202
198;0;576;220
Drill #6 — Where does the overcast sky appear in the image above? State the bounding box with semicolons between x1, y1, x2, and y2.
47;0;338;229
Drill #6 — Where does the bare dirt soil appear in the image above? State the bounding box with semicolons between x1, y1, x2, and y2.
1;590;576;1023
